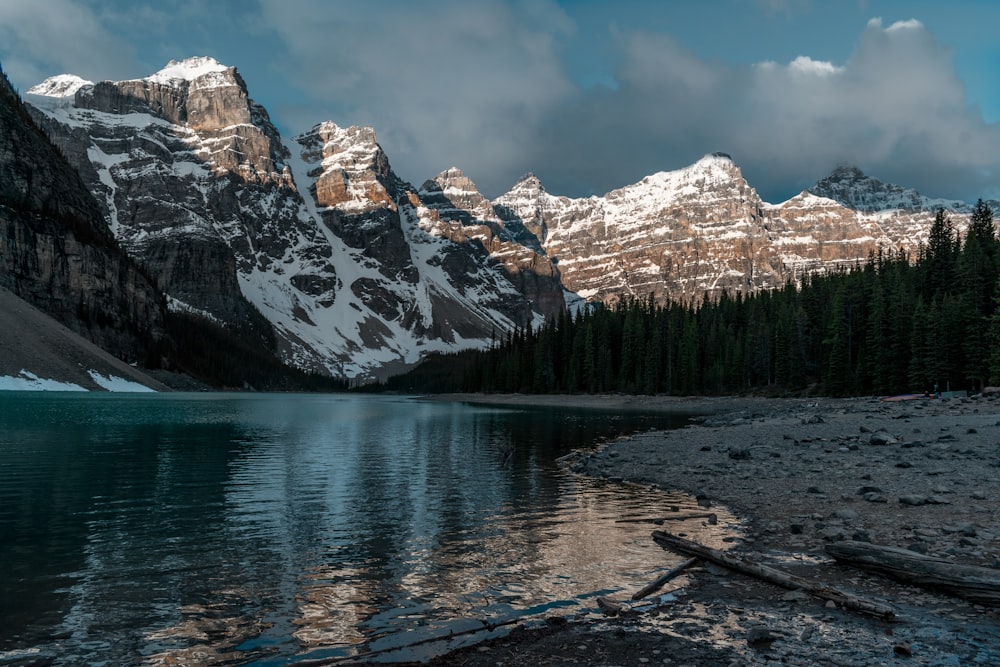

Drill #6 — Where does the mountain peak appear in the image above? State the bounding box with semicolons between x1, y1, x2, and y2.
26;74;93;98
513;172;541;187
431;166;478;189
809;166;928;212
691;152;739;172
420;167;485;201
630;151;746;196
146;57;231;84
312;121;379;147
827;165;867;181
420;167;491;218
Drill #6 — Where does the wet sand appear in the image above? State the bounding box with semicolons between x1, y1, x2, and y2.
413;393;1000;666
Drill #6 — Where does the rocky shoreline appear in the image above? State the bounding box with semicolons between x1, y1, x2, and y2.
418;393;1000;666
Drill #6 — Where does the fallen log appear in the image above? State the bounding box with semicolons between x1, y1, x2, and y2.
826;540;1000;606
652;531;895;620
632;557;700;600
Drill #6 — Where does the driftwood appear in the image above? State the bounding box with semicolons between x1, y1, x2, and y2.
617;513;718;524
652;531;896;620
826;540;1000;606
632;556;700;600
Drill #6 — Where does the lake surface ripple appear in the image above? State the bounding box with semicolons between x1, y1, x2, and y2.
0;393;736;665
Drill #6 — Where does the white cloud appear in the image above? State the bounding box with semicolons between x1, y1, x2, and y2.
885;18;924;32
788;56;842;76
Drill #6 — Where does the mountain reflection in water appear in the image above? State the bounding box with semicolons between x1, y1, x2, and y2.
0;393;739;665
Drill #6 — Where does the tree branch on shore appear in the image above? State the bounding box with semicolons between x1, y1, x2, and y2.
632;557;700;600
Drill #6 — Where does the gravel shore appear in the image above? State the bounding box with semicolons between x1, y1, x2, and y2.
420;393;1000;666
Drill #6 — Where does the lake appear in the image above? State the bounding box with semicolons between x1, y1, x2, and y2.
0;392;734;665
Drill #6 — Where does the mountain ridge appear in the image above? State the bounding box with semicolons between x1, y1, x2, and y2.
22;56;1000;380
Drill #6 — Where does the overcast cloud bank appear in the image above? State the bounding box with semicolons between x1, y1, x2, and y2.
1;1;997;203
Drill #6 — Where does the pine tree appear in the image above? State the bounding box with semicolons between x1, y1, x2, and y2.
968;199;996;247
924;209;957;297
583;321;597;392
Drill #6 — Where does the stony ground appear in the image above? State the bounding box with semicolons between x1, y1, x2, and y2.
398;393;1000;666
0;286;173;390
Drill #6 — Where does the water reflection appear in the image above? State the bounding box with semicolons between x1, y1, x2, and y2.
0;393;737;666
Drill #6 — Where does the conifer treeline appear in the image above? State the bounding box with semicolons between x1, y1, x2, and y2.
459;202;999;397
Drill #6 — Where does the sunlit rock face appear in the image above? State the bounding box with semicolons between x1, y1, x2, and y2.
803;166;979;258
517;153;778;304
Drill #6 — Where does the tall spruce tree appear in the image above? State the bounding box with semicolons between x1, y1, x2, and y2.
924;208;958;296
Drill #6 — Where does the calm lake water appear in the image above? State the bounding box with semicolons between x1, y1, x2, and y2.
0;392;734;666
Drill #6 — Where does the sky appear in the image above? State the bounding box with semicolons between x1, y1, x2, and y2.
1;0;999;203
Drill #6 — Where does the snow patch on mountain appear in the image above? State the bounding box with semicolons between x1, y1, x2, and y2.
87;370;157;392
0;370;87;392
26;74;92;97
147;57;230;84
0;370;153;392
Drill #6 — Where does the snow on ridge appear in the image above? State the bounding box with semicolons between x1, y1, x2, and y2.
770;191;846;209
26;74;93;98
26;58;233;100
147;57;229;84
696;152;735;166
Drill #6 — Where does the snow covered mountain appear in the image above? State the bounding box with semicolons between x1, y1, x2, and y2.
23;57;998;380
26;58;557;380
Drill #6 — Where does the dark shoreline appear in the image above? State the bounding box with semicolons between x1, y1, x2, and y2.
405;392;1000;667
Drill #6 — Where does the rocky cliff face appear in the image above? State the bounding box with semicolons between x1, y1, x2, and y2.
291;122;554;368
26;59;553;379
0;67;165;364
417;167;565;316
27;57;320;354
803;166;982;257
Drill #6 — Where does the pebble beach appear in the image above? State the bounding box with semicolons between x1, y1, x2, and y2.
418;393;1000;666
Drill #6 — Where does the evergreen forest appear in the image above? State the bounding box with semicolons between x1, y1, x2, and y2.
388;202;1000;397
